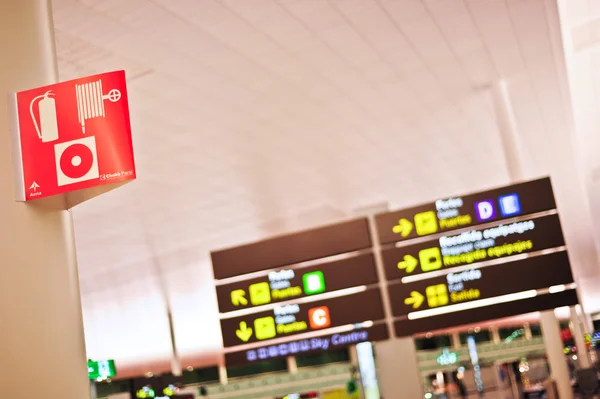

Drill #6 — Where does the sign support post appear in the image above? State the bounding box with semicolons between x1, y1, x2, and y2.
0;2;90;398
541;311;574;399
286;356;298;374
492;79;573;399
364;208;423;399
218;364;228;385
570;305;591;368
90;381;98;399
354;203;421;398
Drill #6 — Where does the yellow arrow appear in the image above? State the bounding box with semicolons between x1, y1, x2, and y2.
404;291;425;309
231;289;248;306
397;255;418;273
236;321;253;342
392;218;413;237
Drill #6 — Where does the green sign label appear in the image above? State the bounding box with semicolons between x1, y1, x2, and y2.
88;359;116;380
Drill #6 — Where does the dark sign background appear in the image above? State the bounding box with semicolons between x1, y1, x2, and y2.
381;214;565;281
387;251;573;317
375;177;556;245
224;324;389;365
216;253;378;313
220;288;384;347
394;289;579;336
211;218;372;280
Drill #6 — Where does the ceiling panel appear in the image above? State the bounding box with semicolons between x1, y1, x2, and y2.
48;0;600;376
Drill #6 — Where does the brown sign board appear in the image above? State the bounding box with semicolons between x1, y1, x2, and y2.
387;251;573;318
394;289;579;336
220;288;384;348
381;214;565;282
375;177;556;245
216;253;378;313
211;218;371;280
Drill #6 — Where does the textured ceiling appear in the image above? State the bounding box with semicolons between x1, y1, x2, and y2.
50;0;600;377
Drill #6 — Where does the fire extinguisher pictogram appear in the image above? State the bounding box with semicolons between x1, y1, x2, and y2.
29;90;59;143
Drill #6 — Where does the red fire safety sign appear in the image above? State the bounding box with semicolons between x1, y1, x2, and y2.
9;70;136;202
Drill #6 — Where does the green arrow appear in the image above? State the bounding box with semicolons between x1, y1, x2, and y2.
397;255;418;273
231;289;248;306
404;291;425;309
392;218;413;237
236;321;253;342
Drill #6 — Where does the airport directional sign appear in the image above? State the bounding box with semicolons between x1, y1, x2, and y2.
387;251;573;317
220;288;384;348
375;177;556;245
376;177;579;336
211;176;578;362
381;214;565;281
224;324;389;365
216;253;378;313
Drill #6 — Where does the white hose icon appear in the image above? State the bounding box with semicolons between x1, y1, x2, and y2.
75;79;121;134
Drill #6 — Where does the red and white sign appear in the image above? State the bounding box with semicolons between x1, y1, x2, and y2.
9;70;135;206
308;306;331;329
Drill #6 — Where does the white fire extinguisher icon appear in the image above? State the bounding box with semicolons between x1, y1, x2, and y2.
29;90;59;143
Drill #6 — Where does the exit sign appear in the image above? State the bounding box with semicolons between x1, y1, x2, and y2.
88;359;116;380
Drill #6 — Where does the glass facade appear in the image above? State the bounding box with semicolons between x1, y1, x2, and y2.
459;330;491;345
296;348;350;368
227;359;287;378
415;335;452;350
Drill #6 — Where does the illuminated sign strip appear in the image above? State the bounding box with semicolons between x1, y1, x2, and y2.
219;285;368;319
214;250;368;286
388;251;573;318
394;288;579;337
216;253;378;315
391;209;557;249
222;321;377;353
407;289;539;320
401;246;566;284
382;213;565;283
406;283;577;320
220;288;385;348
224;323;389;365
375;177;556;245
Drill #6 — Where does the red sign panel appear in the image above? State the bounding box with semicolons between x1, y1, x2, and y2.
10;70;135;202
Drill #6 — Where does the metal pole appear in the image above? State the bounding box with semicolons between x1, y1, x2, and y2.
541;311;574;399
490;80;525;182
354;204;423;397
570;306;591;368
491;80;573;398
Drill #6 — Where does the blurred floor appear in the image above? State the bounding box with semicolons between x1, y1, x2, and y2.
463;389;600;398
466;389;512;398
